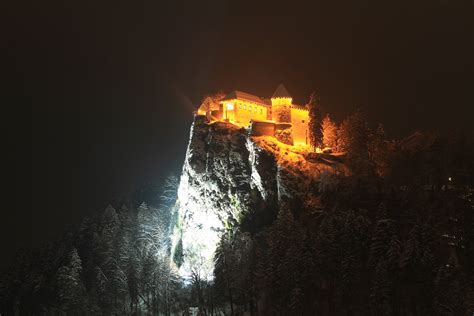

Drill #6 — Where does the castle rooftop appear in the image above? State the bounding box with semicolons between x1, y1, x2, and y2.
222;90;270;106
271;83;291;99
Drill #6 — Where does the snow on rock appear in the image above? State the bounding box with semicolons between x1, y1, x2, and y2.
173;115;344;280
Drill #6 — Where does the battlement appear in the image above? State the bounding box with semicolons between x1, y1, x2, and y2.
291;104;309;111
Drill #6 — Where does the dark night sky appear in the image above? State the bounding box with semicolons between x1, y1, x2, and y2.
5;0;474;266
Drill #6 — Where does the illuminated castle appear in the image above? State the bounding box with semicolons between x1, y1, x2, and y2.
198;84;310;145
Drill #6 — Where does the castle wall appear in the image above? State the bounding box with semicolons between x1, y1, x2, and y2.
273;105;292;123
231;100;268;126
291;107;309;145
250;121;275;137
224;105;235;122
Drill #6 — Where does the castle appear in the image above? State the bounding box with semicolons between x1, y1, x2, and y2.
197;84;310;146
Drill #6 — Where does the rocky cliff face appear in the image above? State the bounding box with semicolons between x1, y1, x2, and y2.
173;115;344;279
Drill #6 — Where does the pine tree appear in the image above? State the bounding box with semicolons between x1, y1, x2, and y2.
341;211;371;310
322;114;338;150
55;248;87;313
398;224;440;314
433;253;466;315
91;266;107;311
160;173;179;208
370;259;392;315
214;232;237;316
338;110;372;176
99;205;120;256
368;123;389;177
126;259;140;313
307;92;323;150
140;251;157;311
368;212;400;315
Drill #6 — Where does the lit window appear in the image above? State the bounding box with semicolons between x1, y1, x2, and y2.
226;103;234;110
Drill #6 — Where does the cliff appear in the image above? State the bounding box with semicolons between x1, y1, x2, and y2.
173;115;345;279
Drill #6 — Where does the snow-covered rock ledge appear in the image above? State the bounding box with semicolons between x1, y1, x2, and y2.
172;115;344;279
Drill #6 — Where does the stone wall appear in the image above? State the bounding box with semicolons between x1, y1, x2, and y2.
273;105;291;123
250;120;275;137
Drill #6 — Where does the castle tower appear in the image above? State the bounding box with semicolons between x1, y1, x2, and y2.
271;84;292;123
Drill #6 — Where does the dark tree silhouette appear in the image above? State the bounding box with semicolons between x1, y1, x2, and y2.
307;92;323;150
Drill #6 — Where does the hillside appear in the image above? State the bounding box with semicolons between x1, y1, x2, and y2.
172;115;345;279
2;113;474;315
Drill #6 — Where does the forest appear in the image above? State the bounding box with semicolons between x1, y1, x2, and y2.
4;110;474;315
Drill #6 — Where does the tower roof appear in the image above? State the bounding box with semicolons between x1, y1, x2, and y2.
271;84;291;99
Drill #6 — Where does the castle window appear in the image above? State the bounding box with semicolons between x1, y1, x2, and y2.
302;120;305;123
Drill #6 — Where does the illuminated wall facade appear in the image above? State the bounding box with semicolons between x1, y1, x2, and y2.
291;107;309;145
217;87;311;146
271;97;292;123
222;99;268;126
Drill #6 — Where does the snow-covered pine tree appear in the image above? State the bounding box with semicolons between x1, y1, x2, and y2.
338;110;372;176
368;123;389;177
214;232;238;316
322;114;338;150
307;92;323;150
55;248;87;313
433;253;466;315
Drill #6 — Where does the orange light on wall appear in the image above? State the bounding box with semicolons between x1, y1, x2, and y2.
271;97;293;107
